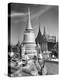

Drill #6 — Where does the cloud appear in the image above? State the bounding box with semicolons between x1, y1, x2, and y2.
9;12;27;17
10;6;52;24
9;6;52;19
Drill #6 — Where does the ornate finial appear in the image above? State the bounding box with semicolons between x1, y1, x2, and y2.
26;8;32;30
28;8;30;18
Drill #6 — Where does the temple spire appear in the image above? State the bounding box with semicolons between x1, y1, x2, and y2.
43;26;46;36
38;18;42;36
43;26;47;41
38;17;41;34
23;8;35;44
35;19;43;44
26;8;32;30
39;22;41;34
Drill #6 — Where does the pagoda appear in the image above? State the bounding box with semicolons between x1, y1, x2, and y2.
21;8;37;59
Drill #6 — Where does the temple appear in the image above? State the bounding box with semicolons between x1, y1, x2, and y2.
35;23;56;52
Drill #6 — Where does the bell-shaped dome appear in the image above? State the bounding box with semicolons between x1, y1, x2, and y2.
23;31;35;43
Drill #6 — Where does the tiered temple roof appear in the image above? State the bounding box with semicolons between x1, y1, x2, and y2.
35;25;43;44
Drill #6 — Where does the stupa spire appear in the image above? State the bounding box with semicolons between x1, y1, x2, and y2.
26;8;32;30
23;8;35;44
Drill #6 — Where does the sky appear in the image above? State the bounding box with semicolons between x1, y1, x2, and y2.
9;3;58;45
